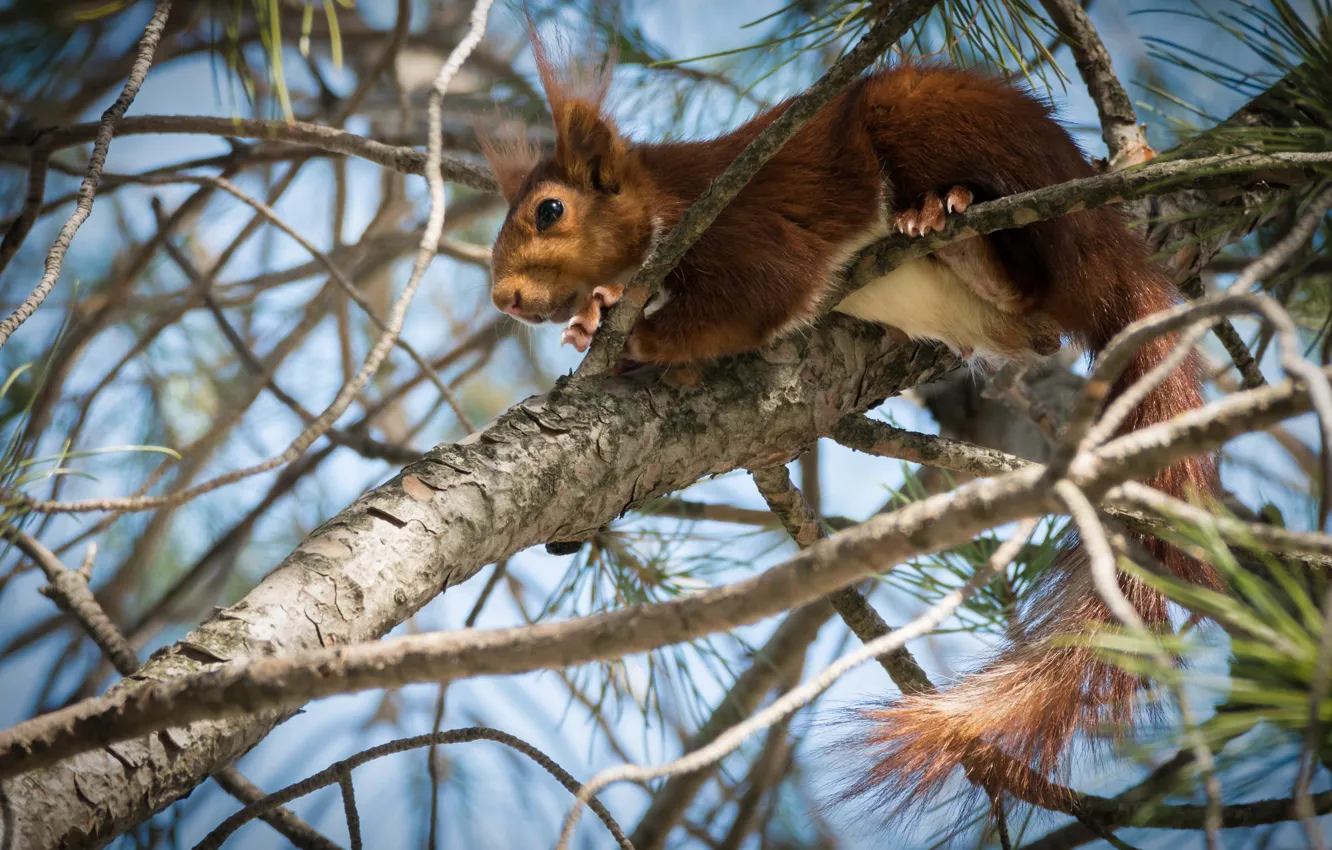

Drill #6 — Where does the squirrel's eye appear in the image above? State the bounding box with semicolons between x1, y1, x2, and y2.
535;198;564;232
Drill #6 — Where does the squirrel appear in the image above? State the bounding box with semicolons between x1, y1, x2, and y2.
480;31;1219;811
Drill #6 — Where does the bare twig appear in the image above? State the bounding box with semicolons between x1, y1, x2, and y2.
338;771;361;850
829;414;1035;476
749;464;934;692
0;531;137;675
209;769;342;850
1038;0;1150;169
0;115;497;192
193;729;632;850
628;603;833;850
155;173;474;431
555;521;1037;850
0;143;51;280
331;0;412;125
573;0;942;378
0;0;172;350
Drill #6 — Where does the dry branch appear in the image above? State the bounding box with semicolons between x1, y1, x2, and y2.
0;0;172;350
1038;0;1151;168
0;115;497;193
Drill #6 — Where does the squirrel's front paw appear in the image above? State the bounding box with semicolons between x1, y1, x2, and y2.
894;186;973;237
560;284;624;352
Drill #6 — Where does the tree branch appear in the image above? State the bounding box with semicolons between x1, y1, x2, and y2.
0;526;339;850
1038;0;1151;169
0;313;954;847
4;326;1324;785
0;0;172;351
0;115;497;193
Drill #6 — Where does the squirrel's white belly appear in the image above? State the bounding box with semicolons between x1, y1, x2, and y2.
833;257;1024;358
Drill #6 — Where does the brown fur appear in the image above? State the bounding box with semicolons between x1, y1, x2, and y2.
484;35;1220;811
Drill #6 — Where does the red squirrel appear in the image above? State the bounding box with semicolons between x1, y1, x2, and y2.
481;33;1218;809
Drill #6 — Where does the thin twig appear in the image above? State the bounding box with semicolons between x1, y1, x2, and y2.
1181;274;1267;390
331;0;412;125
0;115;497;192
0;0;172;350
338;771;361;850
829;414;1035;476
0;142;51;280
628;603;833;850
193;728;632;850
427;558;508;847
152;173;474;431
555;521;1036;850
749;464;934;692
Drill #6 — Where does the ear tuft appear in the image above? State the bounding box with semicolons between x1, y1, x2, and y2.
475;113;539;203
526;16;623;193
527;16;616;119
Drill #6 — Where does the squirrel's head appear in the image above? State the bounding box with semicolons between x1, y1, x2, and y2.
481;29;655;325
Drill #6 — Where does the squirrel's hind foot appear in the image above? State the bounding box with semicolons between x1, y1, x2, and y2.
894;186;973;237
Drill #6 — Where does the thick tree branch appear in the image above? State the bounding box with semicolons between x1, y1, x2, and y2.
0;314;954;847
0;527;339;850
3;330;1326;786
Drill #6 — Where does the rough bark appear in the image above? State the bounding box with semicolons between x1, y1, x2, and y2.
0;316;956;849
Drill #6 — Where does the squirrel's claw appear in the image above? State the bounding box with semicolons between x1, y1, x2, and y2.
894;186;973;237
561;284;626;353
561;322;595;352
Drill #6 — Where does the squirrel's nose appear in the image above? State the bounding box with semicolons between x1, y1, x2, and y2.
500;290;525;318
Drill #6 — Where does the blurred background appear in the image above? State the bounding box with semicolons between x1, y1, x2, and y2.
0;1;1328;847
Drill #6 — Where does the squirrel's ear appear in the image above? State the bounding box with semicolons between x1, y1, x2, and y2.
476;117;539;204
556;101;622;194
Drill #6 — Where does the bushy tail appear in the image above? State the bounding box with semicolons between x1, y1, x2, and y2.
846;232;1220;811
